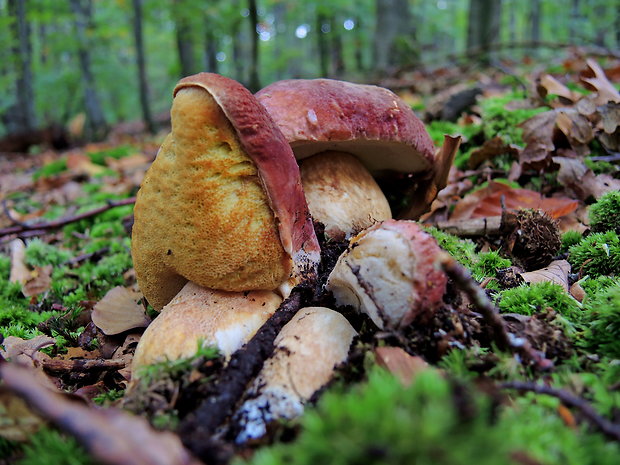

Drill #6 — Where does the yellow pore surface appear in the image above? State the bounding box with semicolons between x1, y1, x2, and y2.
132;87;289;310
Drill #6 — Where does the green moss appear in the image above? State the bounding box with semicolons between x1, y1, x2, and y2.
561;230;584;254
585;158;616;175
582;284;620;358
589;191;620;234
581;276;620;299
471;251;512;281
87;144;135;166
24;238;73;267
17;428;95;465
568;231;620;278
32;158;68;180
425;227;478;269
498;282;582;322
93;388;125;406
426;120;481;146
479;93;547;146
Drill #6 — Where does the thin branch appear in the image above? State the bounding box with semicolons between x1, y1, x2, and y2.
439;253;553;371
0;197;135;239
42;357;126;373
501;380;620;443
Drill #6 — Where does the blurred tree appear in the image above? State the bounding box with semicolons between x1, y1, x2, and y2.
530;0;541;44
373;0;418;76
132;0;155;134
467;0;502;65
7;0;36;133
316;10;330;76
173;0;198;77
248;0;260;91
69;0;107;141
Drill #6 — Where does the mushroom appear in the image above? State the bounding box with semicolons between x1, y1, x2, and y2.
326;220;447;329
256;78;459;238
131;282;282;374
131;73;320;310
233;306;356;443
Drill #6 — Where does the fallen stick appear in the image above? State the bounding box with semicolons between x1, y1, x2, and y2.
501;380;620;443
431;216;503;237
0;197;136;239
439;253;553;371
42;357;126;373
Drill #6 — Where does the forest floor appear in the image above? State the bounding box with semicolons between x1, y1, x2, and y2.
1;52;620;465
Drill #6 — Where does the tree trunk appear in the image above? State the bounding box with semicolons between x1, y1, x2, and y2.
8;0;36;133
467;0;502;65
69;0;107;141
173;0;196;77
529;0;541;43
204;28;219;74
330;17;345;78
569;0;580;44
593;3;606;47
373;0;418;76
316;12;330;77
131;0;155;134
354;15;365;73
247;0;260;92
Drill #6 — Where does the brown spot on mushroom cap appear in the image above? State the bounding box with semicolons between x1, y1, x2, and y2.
132;74;320;309
131;282;281;373
256;78;435;175
301;151;391;239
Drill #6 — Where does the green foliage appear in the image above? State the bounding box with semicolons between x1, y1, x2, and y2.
471;251;512;282
32;158;68;180
498;282;582;321
589;191;620;234
425;227;478;269
585;158;616;175
93;388;125;406
87;145;135;166
426;120;481;146
581;276;620;299
568;231;620;278
561;230;584;253
24;238;73;267
581;284;620;358
242;367;619;465
479;93;547;145
17;428;95;465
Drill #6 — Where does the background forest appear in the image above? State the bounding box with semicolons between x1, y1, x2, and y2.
2;0;619;142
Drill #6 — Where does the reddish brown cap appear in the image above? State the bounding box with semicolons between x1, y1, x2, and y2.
255;78;436;174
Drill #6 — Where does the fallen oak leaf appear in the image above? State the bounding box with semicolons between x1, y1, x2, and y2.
537;74;579;105
553;156;620;201
21;265;52;297
92;287;150;336
580;59;620;105
468;136;520;169
519;260;571;292
375;347;429;386
0;361;204;465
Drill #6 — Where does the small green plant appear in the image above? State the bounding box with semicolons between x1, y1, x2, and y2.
561;230;584;254
93;388;125;406
581;284;620;358
498;282;582;322
569;231;620;278
471;251;512;282
87;144;135;165
426;120;481;146
589;191;620;234
17;427;95;465
32;158;68;180
425;227;478;269
24;238;73;267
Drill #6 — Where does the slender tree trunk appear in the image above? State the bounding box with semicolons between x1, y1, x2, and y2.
316;12;330;77
131;0;155;134
354;15;365;73
593;3;606;47
569;0;580;44
231;14;244;82
529;0;541;43
69;0;107;141
374;0;417;76
467;0;502;65
330;17;345;77
508;1;516;45
247;0;260;92
204;28;219;73
173;0;196;77
8;0;36;133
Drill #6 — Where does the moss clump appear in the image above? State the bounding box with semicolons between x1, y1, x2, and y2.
498;282;581;322
32;158;68;180
426;120;481;146
582;284;620;358
589;191;620;235
561;230;584;254
24;238;73;267
17;427;95;465
479;93;547;146
425;227;478;269
568;231;620;278
471;251;512;282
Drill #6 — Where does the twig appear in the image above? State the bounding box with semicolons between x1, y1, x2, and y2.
42;357;126;373
501;380;620;443
588;153;620;163
431;216;503;237
64;247;110;266
179;288;306;460
1;199;29;228
0;197;136;239
439;253;553;371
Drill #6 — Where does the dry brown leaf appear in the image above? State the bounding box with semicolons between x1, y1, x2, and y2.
0;389;46;441
0;362;203;465
553;156;620;201
0;335;56;362
556;110;593;149
92;287;150;336
9;238;30;285
538;74;579;104
519;110;558;168
375;347;429;386
450;181;578;221
66;152;106;177
468;136;520;169
570;282;586;303
581;59;620;105
519;260;571;292
22;265;53;297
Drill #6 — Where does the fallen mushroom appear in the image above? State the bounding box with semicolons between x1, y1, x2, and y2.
233;306;356;443
130;282;282;376
326;220;448;329
132;73;320;311
256;79;459;237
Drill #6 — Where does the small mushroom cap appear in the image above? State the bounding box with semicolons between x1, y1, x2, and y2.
234;306;356;442
256;78;435;174
326;220;447;329
301;151;392;240
132;73;320;309
131;282;281;374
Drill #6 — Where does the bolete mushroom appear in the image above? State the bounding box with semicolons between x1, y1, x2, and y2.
234;306;356;443
326;220;447;329
132;73;320;310
256;79;459;238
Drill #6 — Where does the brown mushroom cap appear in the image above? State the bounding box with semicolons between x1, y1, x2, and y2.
255;78;435;175
132;73;320;309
